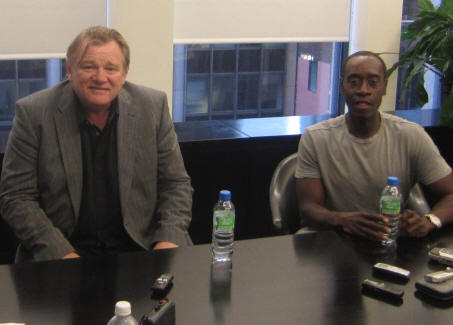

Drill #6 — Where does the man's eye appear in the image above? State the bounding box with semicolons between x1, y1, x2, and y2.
369;80;378;87
81;65;95;70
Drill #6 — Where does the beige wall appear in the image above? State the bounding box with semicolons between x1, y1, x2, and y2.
109;0;174;109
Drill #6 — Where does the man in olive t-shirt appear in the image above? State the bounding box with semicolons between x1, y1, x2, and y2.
295;51;453;242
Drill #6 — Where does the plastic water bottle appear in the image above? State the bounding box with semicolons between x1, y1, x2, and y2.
379;177;402;248
107;301;138;325
212;190;235;263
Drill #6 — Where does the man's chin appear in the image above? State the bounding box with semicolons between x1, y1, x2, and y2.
83;97;113;111
349;106;378;118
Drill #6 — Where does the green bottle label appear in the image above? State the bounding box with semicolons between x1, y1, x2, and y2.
214;210;235;231
381;200;401;215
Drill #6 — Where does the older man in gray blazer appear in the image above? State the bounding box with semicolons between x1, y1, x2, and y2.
0;26;193;262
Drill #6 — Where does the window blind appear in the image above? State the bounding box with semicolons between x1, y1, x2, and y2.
174;0;351;44
0;0;107;59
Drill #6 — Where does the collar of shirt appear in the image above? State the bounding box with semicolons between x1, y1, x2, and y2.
76;97;119;132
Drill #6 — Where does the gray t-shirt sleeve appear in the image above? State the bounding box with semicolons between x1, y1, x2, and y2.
295;131;321;179
411;125;452;185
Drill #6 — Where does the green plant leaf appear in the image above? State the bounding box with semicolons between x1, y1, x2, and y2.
415;73;429;106
392;0;453;113
387;55;415;78
404;61;425;90
418;0;435;12
443;61;451;74
439;0;453;18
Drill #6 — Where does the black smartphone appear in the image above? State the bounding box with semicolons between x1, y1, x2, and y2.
416;278;453;301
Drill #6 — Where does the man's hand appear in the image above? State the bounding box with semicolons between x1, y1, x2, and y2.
335;211;391;242
399;209;434;238
63;252;80;259
153;241;179;250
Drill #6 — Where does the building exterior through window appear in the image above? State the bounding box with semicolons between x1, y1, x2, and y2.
173;42;344;122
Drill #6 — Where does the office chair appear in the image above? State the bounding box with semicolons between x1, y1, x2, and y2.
269;153;300;234
406;183;430;217
269;153;431;235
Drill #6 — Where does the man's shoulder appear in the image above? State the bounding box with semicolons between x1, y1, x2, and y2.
121;82;166;101
119;82;170;124
16;80;70;108
305;115;346;135
380;112;425;135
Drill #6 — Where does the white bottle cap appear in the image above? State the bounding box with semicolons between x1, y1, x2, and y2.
114;301;132;316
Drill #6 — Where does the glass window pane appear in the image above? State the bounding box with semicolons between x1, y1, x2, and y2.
0;61;16;79
263;48;285;71
185;76;209;115
212;75;234;111
308;61;318;92
238;75;259;110
295;43;333;116
261;73;284;109
0;81;16;121
239;49;261;72
18;60;46;79
188;44;210;50
187;50;210;73
213;44;235;50
18;80;47;99
61;59;67;80
402;0;419;20
213;50;235;73
172;41;341;122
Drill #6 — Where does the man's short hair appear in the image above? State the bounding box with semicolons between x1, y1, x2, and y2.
341;51;387;79
66;25;130;70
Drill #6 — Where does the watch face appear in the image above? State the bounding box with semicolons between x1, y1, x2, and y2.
426;214;442;229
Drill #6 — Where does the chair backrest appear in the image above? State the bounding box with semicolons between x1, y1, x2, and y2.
406;183;430;216
269;153;299;234
269;153;431;235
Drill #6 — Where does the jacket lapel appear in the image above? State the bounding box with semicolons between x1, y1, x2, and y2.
117;87;137;214
54;83;83;219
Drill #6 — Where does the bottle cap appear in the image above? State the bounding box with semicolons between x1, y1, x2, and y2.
387;176;399;186
219;190;231;201
114;301;132;316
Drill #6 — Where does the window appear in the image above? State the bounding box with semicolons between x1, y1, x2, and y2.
0;59;65;122
173;42;345;122
308;61;318;92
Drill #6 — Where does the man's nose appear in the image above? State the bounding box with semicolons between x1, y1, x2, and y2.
357;81;371;95
92;68;107;82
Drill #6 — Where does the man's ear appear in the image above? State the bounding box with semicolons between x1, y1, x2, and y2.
120;66;129;86
65;61;73;81
383;79;388;96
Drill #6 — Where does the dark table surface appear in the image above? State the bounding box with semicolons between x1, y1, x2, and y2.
1;230;453;325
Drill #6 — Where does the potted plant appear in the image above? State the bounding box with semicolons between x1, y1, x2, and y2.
387;0;453;127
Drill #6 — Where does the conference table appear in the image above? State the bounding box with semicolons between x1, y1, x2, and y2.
1;229;453;324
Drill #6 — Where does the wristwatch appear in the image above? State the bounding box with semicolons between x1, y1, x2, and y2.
424;213;442;229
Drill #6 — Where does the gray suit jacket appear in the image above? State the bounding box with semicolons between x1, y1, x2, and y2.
0;81;193;262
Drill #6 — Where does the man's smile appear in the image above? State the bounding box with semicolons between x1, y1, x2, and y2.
353;100;371;109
